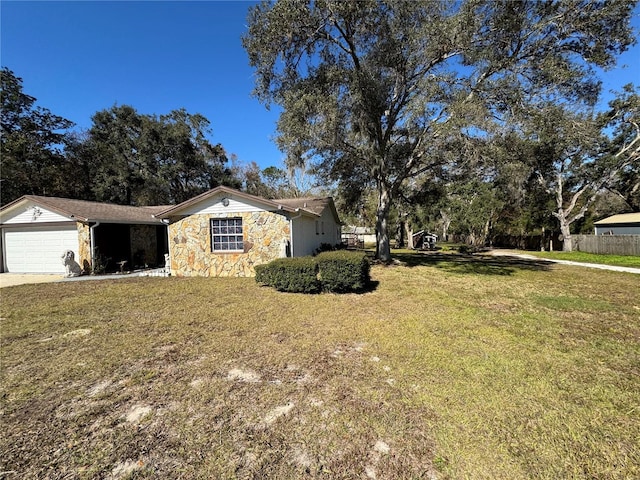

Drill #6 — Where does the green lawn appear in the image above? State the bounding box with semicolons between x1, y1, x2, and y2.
1;252;639;479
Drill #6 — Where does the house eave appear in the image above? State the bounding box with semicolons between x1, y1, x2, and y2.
154;186;299;218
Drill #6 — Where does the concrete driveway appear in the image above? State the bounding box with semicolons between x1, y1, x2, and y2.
0;269;165;288
0;273;64;288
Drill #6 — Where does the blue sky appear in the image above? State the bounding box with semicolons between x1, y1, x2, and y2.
1;1;283;169
1;1;639;172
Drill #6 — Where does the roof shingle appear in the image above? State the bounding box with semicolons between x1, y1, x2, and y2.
1;195;167;224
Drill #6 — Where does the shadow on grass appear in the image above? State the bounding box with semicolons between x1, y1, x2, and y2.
390;251;553;276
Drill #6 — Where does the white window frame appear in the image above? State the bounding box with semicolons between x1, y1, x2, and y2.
211;217;244;252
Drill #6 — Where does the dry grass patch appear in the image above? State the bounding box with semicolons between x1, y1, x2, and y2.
1;252;638;479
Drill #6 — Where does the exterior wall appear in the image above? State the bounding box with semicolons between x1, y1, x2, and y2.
168;211;290;277
291;209;341;256
130;224;158;267
77;222;92;273
291;215;317;257
595;225;640;235
179;195;266;215
319;207;341;246
1;203;70;224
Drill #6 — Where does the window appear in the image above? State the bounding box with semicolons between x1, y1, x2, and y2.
211;218;243;252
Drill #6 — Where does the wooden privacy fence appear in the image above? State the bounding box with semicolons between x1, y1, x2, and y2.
573;235;640;256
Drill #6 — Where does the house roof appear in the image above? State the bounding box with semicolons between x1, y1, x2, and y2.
0;195;168;225
155;186;341;223
274;197;332;216
594;212;640;225
342;225;373;235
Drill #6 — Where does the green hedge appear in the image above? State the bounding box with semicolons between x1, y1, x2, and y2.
255;257;320;293
316;250;370;292
255;252;370;293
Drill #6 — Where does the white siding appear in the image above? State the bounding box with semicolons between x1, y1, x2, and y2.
291;215;318;256
180;195;269;215
1;202;70;224
290;209;341;257
3;225;79;273
318;208;340;246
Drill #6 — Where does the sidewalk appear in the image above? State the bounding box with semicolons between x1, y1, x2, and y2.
488;249;640;274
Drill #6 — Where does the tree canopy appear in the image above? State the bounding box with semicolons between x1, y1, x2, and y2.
243;0;636;260
1;67;244;207
78;105;241;206
1;67;74;204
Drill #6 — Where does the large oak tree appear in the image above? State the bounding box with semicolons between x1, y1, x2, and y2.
243;0;635;260
530;86;640;251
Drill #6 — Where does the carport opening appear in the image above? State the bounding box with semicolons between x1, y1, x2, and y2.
92;223;168;273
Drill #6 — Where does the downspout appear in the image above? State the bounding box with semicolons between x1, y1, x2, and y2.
90;221;100;273
162;219;170;273
288;208;303;257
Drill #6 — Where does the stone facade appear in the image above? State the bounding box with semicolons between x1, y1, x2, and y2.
168;211;290;277
76;222;92;273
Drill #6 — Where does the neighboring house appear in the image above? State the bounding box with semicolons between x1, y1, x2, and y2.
412;230;438;250
0;195;168;274
594;212;640;235
342;226;376;247
154;186;342;277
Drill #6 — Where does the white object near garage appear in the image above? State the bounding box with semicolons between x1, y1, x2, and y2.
1;203;79;274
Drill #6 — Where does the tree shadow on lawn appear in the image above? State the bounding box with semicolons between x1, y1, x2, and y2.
390;251;553;276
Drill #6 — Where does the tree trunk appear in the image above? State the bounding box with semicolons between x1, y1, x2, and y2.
405;221;414;249
395;217;405;248
559;216;573;252
440;209;451;242
375;183;392;262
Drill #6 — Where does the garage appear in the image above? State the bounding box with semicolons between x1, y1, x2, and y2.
3;225;79;273
1;195;168;275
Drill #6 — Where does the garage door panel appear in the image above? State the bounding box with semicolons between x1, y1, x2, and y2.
3;226;80;273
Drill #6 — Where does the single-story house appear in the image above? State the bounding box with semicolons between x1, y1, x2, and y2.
0;195;168;274
594;212;640;235
154;186;342;277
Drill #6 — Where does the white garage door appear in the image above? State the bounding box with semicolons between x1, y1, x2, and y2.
3;226;80;273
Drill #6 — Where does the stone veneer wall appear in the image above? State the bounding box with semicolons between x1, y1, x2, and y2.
77;222;92;273
169;211;290;277
130;225;159;267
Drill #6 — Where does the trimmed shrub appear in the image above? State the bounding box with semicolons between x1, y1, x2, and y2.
316;250;370;293
255;257;320;293
313;242;345;255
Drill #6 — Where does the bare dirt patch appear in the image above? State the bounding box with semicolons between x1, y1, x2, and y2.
125;405;152;423
63;328;92;337
226;368;261;383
